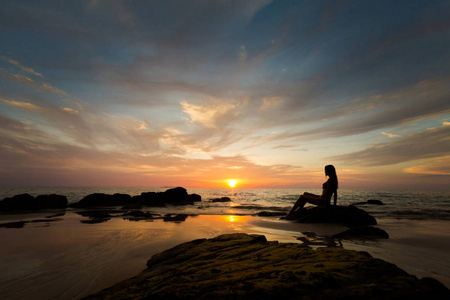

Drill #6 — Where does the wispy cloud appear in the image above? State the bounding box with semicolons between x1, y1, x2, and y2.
381;132;400;138
330;123;450;167
1;56;43;77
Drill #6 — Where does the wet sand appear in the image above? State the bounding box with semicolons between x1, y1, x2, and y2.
0;212;449;299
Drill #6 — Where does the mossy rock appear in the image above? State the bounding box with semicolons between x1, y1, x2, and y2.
84;233;449;299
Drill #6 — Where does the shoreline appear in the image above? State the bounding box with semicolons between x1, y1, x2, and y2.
0;212;449;299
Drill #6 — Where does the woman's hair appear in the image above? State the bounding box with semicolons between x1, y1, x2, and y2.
325;165;338;189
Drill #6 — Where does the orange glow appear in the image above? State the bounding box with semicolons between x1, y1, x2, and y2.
227;179;238;188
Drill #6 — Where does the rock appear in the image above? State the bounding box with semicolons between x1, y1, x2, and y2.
121;204;142;210
367;199;384;205
0;218;63;229
333;226;389;239
0;194;36;211
80;218;111;224
121;210;156;221
354;199;384;205
163;214;188;222
84;233;450;300
121;188;200;208
188;193;202;203
0;193;67;212
0;221;27;228
257;211;287;217
69;188;200;208
70;193;131;208
76;210;114;224
35;194;68;209
295;205;377;226
210;197;232;202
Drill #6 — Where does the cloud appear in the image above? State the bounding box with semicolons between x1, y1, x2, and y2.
264;77;450;142
404;156;450;176
260;97;283;111
180;99;243;129
381;132;400;138
330;123;450;167
238;45;248;62
1;56;43;77
0;66;67;96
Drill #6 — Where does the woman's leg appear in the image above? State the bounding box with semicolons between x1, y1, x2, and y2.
288;193;323;217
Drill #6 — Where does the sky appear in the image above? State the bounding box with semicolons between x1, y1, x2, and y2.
0;0;449;190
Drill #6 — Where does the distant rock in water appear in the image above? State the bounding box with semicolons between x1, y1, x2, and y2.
294;205;377;226
353;199;384;205
0;194;67;212
70;187;201;208
210;197;232;203
84;233;450;300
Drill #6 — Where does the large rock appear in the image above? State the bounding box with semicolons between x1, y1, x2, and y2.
295;205;377;226
70;193;131;208
70;188;201;208
0;194;35;211
84;233;450;299
0;194;67;212
137;188;201;206
35;194;68;209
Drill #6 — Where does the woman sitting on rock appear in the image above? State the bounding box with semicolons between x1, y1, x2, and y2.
287;165;338;219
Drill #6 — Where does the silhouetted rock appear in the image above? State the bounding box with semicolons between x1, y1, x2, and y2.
354;199;384;205
188;193;202;203
0;218;63;229
210;197;232;202
76;210;114;224
121;210;157;221
333;226;389;239
121;204;143;210
70;193;131;208
0;221;27;228
163;214;188;222
0;193;67;212
76;210;115;218
84;233;450;300
295;205;377;226
71;188;200;208
35;194;68;209
257;211;287;217
0;194;35;211
80;218;111;224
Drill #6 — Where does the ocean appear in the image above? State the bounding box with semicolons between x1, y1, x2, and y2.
1;187;450;221
1;187;450;299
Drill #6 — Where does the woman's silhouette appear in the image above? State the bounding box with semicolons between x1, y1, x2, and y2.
287;165;338;218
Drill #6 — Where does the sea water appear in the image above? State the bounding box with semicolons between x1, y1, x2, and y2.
1;187;449;221
1;187;450;298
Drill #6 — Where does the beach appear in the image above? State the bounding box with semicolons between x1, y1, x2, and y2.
1;207;449;299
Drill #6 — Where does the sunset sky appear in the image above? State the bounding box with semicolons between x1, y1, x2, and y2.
1;0;449;190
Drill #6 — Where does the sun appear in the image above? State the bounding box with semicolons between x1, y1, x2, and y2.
227;179;238;188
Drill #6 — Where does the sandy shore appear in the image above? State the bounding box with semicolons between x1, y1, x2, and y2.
0;211;449;299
